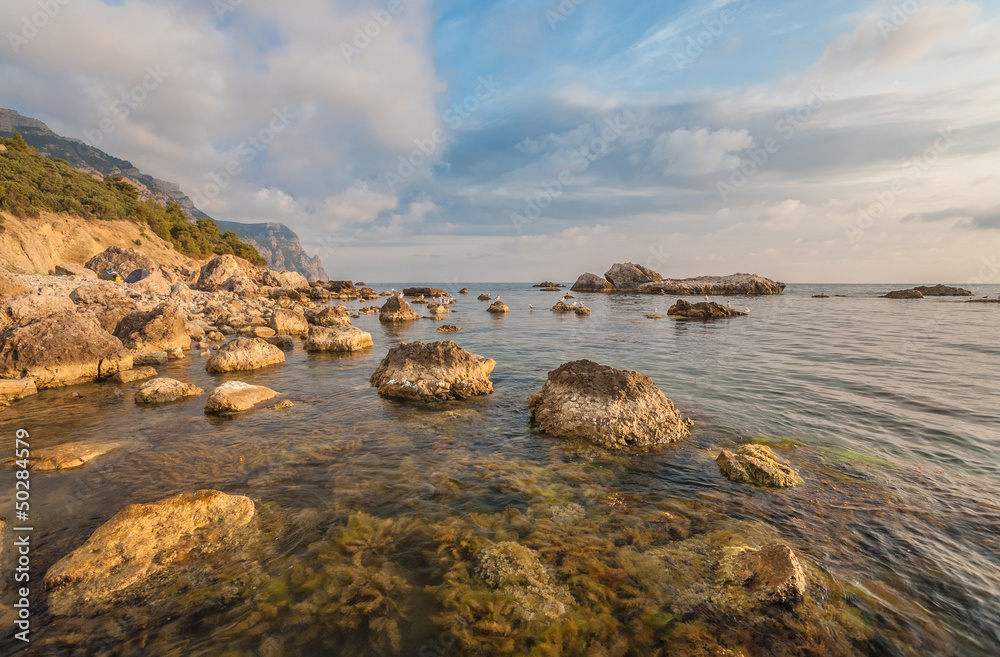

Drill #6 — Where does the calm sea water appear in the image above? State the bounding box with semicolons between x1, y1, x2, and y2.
2;283;998;656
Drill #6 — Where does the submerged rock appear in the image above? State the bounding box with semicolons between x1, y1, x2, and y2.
113;302;191;353
109;367;157;384
3;440;124;471
487;300;509;314
475;541;573;621
44;490;255;615
370;340;496;401
668;299;747;319
717;444;802;488
529;360;692;449
0;311;132;388
437;325;461;333
268;308;309;335
305;325;374;353
379;295;420;322
205;381;278;414
205;337;285;373
134;378;204;404
882;289;923;299
729;544;806;604
570;272;614;293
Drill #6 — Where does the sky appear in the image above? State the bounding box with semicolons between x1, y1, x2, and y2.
2;0;999;283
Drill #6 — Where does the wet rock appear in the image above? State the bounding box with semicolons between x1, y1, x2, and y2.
205;381;279;413
262;269;309;289
2;440;124;471
604;262;663;291
264;335;295;350
44;490;255;615
271;399;294;410
134;378;204;404
84;246;155;278
639;273;786;296
882;289;923;299
268;308;308;335
0;294;76;330
729;544;806;604
379;295;420;322
574;305;591;316
528;359;692;449
717;444;802;488
55;263;97;279
205;337;285;373
912;284;973;297
113;302;192;353
487;300;509;314
459;287;470;294
305;326;374;353
428;302;450;315
133;351;168;366
370;340;496;401
0;311;132;388
70;283;138;333
437;325;461;333
812;294;829;298
0;378;37;400
206;330;225;342
305;305;351;327
550;300;575;312
668;299;747;320
475;542;573;621
477;293;491;301
109;367;157;384
403;287;448;297
0;271;30;301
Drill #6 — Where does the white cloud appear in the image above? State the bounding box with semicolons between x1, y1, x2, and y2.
650;127;754;175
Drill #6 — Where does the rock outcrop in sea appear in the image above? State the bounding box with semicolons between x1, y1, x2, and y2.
571;263;785;295
379;295;420;322
305;326;373;353
528;360;692;449
882;289;923;299
717;444;802;488
205;337;285;373
205;381;279;413
668;299;747;319
370;340;496;401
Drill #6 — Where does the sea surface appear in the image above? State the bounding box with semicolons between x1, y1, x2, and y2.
2;283;999;656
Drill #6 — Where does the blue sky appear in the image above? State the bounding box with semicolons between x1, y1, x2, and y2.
2;0;999;282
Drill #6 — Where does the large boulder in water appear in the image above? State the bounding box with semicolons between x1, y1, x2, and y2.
70;283;138;333
717;444;802;488
639;273;786;296
403;287;449;297
43;490;255;615
0;311;132;388
305;326;373;353
379;295;420;322
668;299;746;320
134;378;204;404
205;381;278;413
570;272;614;293
882;289;923;299
487;300;509;314
205;337;285;373
912;284;973;297
604;263;663;291
370;340;496;401
85;246;155;277
528;360;692;449
113;302;192;353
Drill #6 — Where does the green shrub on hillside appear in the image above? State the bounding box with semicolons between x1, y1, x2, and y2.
0;133;267;266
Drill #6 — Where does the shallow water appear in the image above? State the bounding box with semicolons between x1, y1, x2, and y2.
2;283;999;656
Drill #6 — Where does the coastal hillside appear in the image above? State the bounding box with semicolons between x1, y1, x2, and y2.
0;107;325;279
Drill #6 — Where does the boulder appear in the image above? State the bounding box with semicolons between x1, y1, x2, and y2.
305;305;351;327
528;360;692;449
109;367;157;384
195;255;259;292
912;284;973;297
882;289;923;299
262;269;309;289
44;490;255;615
379;295;420;323
437;325;461;333
550;300;574;312
0;294;76;331
716;444;802;488
729;544;807;604
169;282;193;303
133;352;168;366
574;305;591;316
370;340;496;401
403;287;448;297
570;272;614;293
127;271;171;295
604;263;663;291
84;246;155;278
487;300;509;314
206;331;226;342
205;381;278;414
2;440;123;471
475;541;573;621
0;271;30;301
638;273;786;296
268;308;309;335
477;294;491;301
0;311;132;388
70;283;139;333
428;302;450;315
667;299;747;319
134;378;204;404
459;288;470;294
113;302;191;353
205;337;285;373
0;378;37;400
55;263;97;279
305;326;374;353
186;321;206;339
263;335;295;350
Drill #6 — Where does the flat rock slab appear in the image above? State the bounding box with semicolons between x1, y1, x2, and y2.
2;440;124;471
205;381;279;414
135;378;204;404
305;326;373;353
110;367;157;384
717;444;802;488
206;337;285;373
44;490;255;615
0;378;37;400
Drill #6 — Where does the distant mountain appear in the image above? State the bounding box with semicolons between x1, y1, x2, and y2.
0;107;327;279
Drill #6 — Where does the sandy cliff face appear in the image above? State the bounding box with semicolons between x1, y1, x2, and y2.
0;211;201;274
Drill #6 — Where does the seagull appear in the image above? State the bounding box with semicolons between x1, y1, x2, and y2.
704;295;710;302
496;294;501;301
727;301;731;308
529;304;534;310
745;307;751;314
